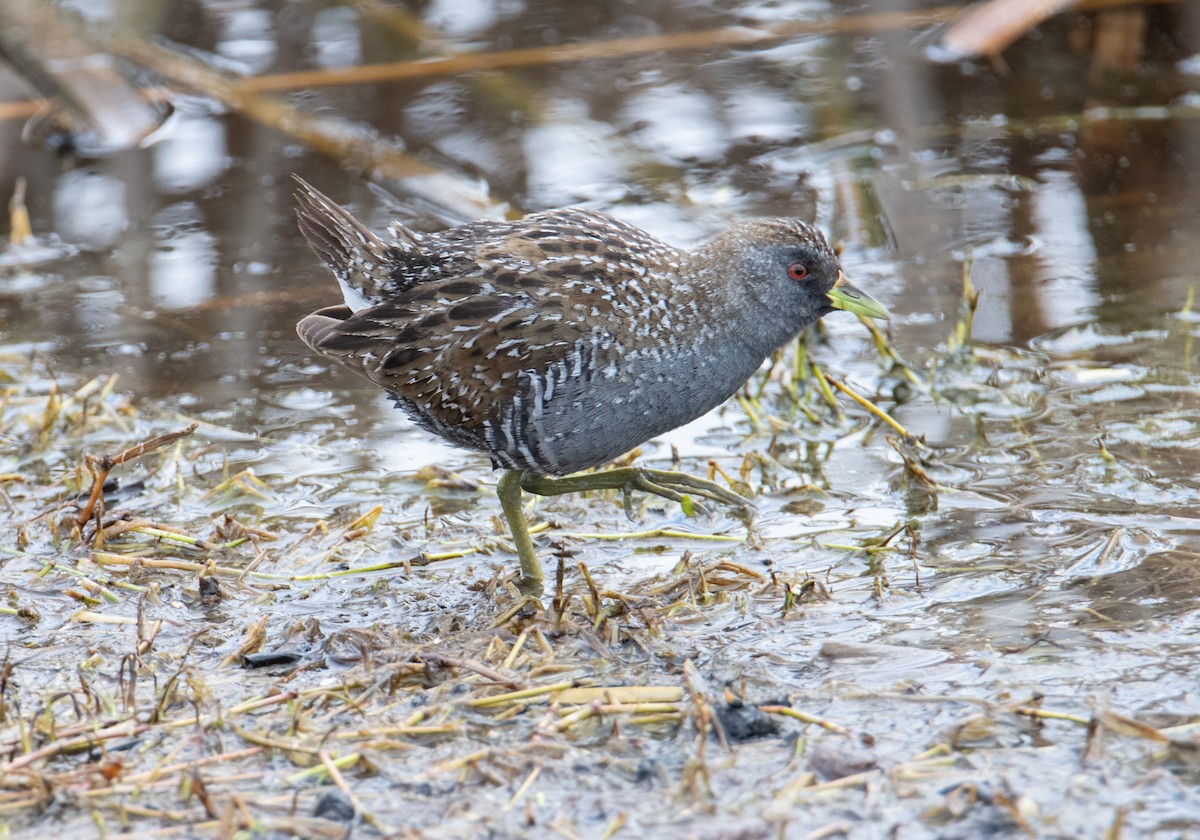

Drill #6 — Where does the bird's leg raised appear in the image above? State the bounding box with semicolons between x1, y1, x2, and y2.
520;467;754;520
499;467;754;594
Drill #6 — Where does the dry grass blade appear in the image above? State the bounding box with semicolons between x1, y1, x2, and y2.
70;610;135;624
931;0;1081;62
105;38;494;221
821;374;916;441
1;719;151;773
0;0;166;150
218;616;270;667
316;749;394;834
420;655;527;689
76;422;198;529
760;705;847;733
466;680;584;708
931;0;1175;63
553;686;683;705
1095;710;1170;743
8;177;32;246
232;7;963;93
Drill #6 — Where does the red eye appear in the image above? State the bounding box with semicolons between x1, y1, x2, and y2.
788;262;808;280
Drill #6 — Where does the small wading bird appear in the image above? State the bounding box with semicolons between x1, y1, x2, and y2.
294;177;889;594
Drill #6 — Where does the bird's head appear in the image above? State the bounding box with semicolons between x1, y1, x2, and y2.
695;219;889;326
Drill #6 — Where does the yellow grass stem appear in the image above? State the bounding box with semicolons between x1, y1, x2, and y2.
466;680;584;708
284;752;362;785
760;705;847;733
822;374;907;435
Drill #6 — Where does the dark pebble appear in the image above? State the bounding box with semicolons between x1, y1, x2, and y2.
313;789;356;823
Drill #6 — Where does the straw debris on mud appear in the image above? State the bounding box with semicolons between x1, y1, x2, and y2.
1;274;1198;838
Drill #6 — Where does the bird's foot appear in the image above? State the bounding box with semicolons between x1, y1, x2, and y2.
498;466;754;597
613;467;754;521
519;466;754;522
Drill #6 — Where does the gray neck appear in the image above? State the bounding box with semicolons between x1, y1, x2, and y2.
683;264;806;366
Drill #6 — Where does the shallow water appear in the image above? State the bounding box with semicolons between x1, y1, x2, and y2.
3;1;1200;837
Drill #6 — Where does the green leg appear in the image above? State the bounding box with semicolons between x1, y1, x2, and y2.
498;466;754;596
497;469;544;594
519;466;754;519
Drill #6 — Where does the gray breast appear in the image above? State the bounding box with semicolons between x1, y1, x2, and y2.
483;325;771;475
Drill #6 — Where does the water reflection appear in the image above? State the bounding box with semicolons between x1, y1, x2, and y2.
51;169;127;247
154;112;227;192
3;2;1200;830
2;6;1198;544
1031;169;1099;321
152;227;215;309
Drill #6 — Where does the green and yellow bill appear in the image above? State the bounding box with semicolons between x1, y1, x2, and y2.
827;272;890;320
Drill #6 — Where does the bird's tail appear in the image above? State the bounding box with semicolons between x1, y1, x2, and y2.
294;176;419;311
